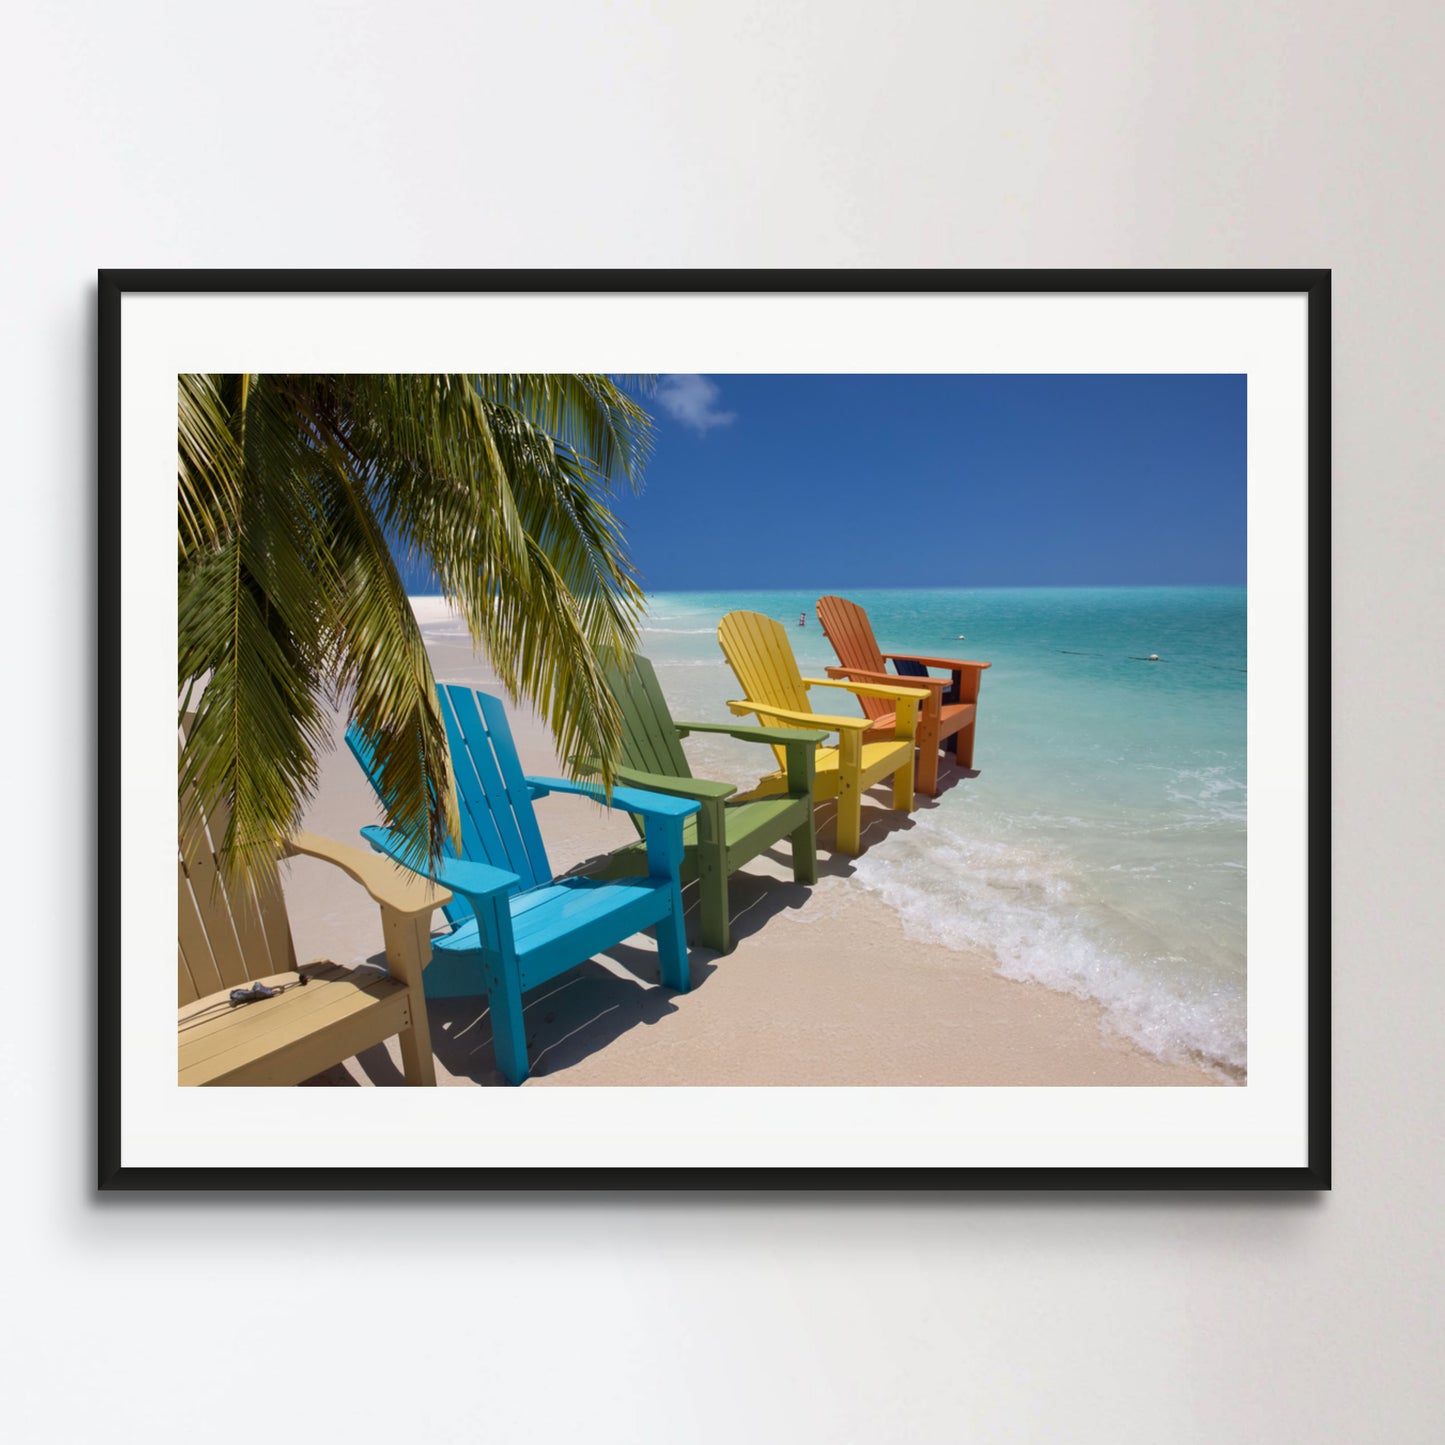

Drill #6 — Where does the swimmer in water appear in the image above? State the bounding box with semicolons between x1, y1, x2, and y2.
799;612;806;627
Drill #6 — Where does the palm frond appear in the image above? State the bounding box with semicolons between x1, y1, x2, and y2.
320;461;456;871
477;374;653;494
379;385;645;792
177;373;242;559
178;376;336;876
179;372;656;886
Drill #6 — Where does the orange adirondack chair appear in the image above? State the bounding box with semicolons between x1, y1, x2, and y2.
816;595;991;797
717;610;927;855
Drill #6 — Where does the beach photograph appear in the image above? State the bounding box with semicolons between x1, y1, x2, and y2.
177;368;1247;1093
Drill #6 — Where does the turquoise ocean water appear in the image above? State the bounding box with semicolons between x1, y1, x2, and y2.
633;587;1247;1078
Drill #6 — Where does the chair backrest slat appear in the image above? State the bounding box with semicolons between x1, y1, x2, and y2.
440;685;552;891
178;859;223;1005
177;760;295;1004
252;859;299;976
816;595;892;722
436;688;527;879
346;688;553;896
205;792;288;976
606;656;692;780
178;945;196;1007
343;721;473;930
718;611;817;768
718;611;812;716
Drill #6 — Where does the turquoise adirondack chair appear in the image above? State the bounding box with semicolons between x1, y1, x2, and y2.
346;684;699;1085
585;654;829;955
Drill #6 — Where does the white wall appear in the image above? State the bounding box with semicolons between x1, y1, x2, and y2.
5;3;1440;1439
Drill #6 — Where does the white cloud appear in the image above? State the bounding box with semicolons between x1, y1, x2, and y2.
655;374;736;434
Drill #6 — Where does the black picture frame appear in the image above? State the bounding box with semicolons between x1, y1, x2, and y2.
100;268;1330;1191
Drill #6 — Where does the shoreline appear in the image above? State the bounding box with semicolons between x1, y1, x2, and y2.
286;676;1222;1089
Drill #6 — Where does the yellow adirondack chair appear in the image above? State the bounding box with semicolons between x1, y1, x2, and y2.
178;771;449;1087
717;610;928;855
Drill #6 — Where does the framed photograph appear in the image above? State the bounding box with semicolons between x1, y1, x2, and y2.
101;269;1328;1190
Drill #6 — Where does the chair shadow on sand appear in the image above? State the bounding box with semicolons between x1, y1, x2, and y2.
310;955;687;1086
307;763;979;1086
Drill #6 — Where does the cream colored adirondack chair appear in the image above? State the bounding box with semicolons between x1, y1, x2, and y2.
178;771;448;1087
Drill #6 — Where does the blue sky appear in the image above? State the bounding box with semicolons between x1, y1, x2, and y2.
400;373;1246;592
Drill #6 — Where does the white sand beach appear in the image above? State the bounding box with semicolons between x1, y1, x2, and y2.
287;661;1220;1089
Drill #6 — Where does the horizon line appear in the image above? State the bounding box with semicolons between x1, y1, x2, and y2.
406;581;1249;597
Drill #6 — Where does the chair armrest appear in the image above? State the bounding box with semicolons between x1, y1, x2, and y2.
726;700;874;733
675;720;832;747
803;677;930;703
532;776;697;888
823;666;948;697
357;826;518;900
572;756;736;801
614;765;737;802
287;831;452;918
884;653;992;671
526;775;702;820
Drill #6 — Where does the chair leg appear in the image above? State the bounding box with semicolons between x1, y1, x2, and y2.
383;908;437;1086
791;801;819;885
916;749;939;796
693;799;729;953
698;850;731;954
642;816;691;990
956;719;976;769
488;962;530;1086
836;732;863;855
916;711;941;797
892;757;914;811
398;1015;438;1087
656;888;691;992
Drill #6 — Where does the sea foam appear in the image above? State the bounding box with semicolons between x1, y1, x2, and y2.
851;808;1247;1077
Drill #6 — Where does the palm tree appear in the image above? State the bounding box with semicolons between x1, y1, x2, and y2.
179;373;651;885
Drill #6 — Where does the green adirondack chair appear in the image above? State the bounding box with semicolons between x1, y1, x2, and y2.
585;655;829;955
